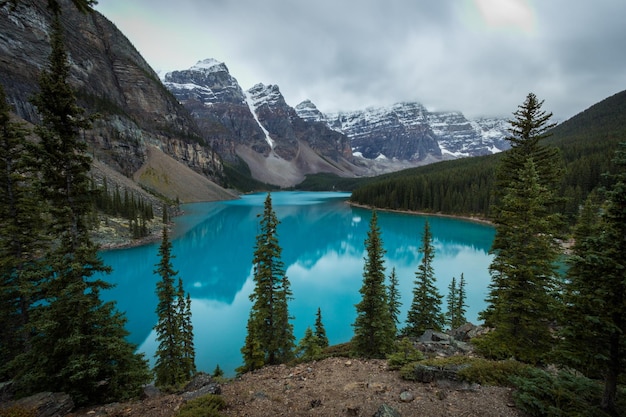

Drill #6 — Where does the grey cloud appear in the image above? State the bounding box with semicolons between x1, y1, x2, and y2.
96;0;626;120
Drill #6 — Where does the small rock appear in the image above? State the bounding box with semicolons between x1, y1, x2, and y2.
373;403;401;417
310;398;322;408
436;390;447;400
399;390;414;402
141;384;160;399
345;360;353;367
346;404;361;415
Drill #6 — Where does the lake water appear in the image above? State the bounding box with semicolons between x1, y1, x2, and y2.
99;191;495;376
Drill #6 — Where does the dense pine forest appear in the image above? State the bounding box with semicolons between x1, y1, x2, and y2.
349;89;626;224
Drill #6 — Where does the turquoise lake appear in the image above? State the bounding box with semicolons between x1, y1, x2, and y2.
99;191;495;376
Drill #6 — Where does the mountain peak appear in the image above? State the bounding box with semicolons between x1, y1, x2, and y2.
190;58;228;73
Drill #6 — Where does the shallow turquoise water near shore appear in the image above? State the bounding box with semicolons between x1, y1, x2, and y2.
99;191;495;376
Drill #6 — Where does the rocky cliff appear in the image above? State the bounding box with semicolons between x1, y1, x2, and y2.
164;60;362;187
0;0;229;201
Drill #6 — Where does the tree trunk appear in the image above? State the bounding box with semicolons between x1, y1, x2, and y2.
601;329;620;416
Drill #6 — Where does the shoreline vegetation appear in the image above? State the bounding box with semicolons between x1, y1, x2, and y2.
346;201;495;226
96;195;495;252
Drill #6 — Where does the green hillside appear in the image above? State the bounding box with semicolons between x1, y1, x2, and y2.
350;90;626;223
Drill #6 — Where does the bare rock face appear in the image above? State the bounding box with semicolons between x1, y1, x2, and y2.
164;60;360;187
0;0;224;188
0;391;74;417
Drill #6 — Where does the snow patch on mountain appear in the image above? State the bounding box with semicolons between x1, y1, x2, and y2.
245;89;274;149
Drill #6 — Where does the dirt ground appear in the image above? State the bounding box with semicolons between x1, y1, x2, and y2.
69;357;527;417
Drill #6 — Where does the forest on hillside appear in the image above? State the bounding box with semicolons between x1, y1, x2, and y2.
349;90;626;225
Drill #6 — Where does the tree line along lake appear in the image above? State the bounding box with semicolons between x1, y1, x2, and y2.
98;191;495;376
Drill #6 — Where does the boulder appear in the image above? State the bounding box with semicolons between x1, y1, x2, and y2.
0;380;14;402
449;322;487;342
1;391;74;417
182;373;221;400
403;363;469;384
140;384;161;399
373;403;402;417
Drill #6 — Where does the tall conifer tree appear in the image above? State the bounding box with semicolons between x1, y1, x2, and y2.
478;93;563;364
405;221;444;336
314;307;329;348
0;85;47;379
446;273;468;329
387;267;402;335
560;144;626;414
240;193;294;372
11;14;150;404
153;226;185;387
352;211;395;358
177;278;196;379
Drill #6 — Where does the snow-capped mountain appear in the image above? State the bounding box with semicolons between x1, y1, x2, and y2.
163;59;360;187
163;58;511;186
296;100;510;161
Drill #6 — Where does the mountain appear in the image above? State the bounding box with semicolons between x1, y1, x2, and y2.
1;0;510;193
163;59;363;187
0;0;234;202
349;88;626;221
296;100;510;162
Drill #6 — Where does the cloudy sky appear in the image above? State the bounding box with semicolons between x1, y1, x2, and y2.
95;0;626;120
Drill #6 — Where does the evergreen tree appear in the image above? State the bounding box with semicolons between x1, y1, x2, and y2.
387;267;402;335
478;93;563;364
10;15;150;405
212;364;224;378
405;221;444;337
446;276;458;329
352;211;395;358
177;278;196;380
446;273;468;329
479;161;562;363
238;318;265;374
0;85;48;380
314;307;329;348
153;226;185;388
456;273;467;327
240;193;294;372
494;93;561;198
295;327;323;361
559;144;626;414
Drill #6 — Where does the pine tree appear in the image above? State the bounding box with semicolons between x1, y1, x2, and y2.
10;15;150;405
559;144;626;414
494;93;561;198
446;276;458;329
387;267;402;335
446;274;468;330
352;211;395;358
0;85;48;380
240;193;294;372
456;273;467;327
405;221;444;337
153;226;185;387
314;307;329;348
479;160;562;363
295;327;322;361
477;93;563;364
237;318;265;374
177;278;196;380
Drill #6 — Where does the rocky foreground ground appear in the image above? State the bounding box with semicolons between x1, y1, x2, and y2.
65;357;526;417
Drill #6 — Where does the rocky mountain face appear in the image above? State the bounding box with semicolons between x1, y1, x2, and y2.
163;60;360;187
0;0;227;201
1;0;510;192
296;100;510;162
